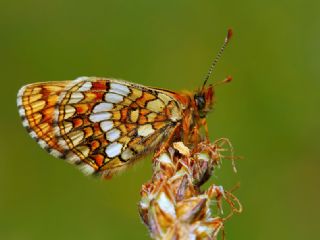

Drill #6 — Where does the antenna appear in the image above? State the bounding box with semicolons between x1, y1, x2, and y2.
202;28;233;88
212;75;233;87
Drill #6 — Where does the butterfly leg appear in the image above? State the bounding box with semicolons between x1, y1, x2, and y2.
154;123;181;159
192;118;210;142
191;125;200;144
189;118;210;152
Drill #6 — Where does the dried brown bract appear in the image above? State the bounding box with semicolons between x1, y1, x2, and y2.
139;140;242;240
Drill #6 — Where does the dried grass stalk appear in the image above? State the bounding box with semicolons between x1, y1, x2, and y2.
139;140;242;240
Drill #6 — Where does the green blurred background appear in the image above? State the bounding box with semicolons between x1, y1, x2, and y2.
1;0;319;239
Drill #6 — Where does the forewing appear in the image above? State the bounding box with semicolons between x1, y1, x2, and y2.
17;77;182;177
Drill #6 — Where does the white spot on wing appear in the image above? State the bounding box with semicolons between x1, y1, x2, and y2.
38;139;48;148
106;128;121;142
104;93;123;103
110;83;130;96
138;124;155;137
78;82;92;92
169;104;182;121
58;138;68;150
65;151;81;164
68;130;84;146
89;112;112;122
63;121;73;134
105;142;123;158
100;120;114;132
158;93;172;105
22;119;29;128
17;85;27;98
78;163;95;175
64;105;76;119
29;131;38;139
18;107;26;117
17;97;23;107
93;102;113;113
49;149;63;158
75;146;90;158
52;125;60;135
69;92;84;104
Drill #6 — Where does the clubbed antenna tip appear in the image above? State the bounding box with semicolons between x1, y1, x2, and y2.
225;75;233;83
227;28;233;42
212;75;233;87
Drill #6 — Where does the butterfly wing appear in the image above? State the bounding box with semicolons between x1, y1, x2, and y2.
17;81;70;155
17;77;183;177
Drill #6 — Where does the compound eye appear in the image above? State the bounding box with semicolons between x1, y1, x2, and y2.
195;95;205;110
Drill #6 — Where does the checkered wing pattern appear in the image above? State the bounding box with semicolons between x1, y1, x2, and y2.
17;77;183;177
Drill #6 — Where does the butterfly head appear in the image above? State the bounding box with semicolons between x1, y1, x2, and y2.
194;85;214;118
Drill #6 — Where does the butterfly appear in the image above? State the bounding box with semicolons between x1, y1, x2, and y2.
17;30;232;178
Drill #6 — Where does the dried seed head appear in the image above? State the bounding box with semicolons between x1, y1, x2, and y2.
139;141;241;239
